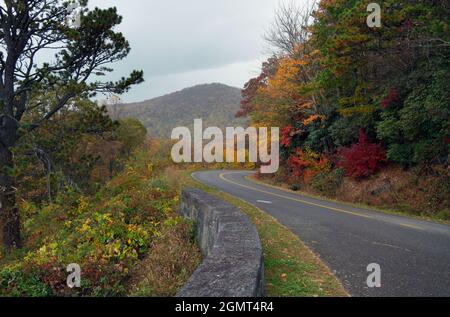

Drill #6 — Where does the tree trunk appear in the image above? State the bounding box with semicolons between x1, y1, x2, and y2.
0;116;22;249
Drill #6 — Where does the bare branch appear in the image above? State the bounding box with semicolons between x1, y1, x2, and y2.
264;0;317;56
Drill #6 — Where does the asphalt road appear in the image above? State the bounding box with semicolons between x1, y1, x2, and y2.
192;170;450;297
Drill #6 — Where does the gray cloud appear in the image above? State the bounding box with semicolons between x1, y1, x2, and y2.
88;0;287;101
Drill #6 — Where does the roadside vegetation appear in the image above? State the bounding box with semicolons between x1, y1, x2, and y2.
180;168;348;297
0;109;200;296
0;1;200;297
238;1;450;220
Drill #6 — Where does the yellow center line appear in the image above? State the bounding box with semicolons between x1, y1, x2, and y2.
399;223;423;230
218;172;375;220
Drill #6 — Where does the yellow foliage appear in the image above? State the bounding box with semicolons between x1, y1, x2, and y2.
339;105;377;117
303;115;325;126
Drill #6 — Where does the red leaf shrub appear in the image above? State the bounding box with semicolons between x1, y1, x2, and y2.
381;88;399;109
338;130;386;178
287;148;331;182
281;125;293;147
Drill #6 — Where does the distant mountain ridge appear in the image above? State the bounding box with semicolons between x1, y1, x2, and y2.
108;83;247;138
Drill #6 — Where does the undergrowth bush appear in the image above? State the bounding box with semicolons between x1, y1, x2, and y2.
311;168;345;196
0;143;199;297
128;218;200;297
338;130;386;179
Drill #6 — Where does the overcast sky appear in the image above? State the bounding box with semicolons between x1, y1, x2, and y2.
88;0;292;102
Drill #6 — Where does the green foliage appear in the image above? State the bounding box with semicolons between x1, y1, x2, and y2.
115;118;148;154
311;169;345;196
13;97;149;206
329;114;376;148
377;62;450;167
0;265;51;297
14;98;123;201
437;211;450;221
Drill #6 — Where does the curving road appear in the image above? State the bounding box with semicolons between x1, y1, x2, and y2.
192;170;450;297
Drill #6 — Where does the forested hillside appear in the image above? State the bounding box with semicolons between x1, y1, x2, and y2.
239;0;450;219
108;83;247;138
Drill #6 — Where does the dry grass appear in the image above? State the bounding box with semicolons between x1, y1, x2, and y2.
127;220;201;297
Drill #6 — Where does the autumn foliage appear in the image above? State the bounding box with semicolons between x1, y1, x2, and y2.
0;142;200;297
288;149;331;182
337;130;386;179
239;0;449;216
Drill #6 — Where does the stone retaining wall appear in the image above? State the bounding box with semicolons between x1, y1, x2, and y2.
176;188;264;297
